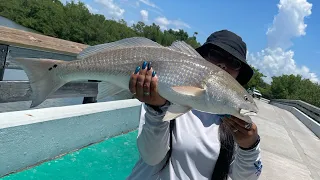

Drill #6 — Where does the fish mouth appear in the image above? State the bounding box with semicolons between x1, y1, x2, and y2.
240;109;257;116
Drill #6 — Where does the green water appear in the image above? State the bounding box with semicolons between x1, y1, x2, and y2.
2;130;139;180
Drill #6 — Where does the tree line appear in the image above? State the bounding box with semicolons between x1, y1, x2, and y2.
245;67;320;107
0;0;200;48
0;0;319;107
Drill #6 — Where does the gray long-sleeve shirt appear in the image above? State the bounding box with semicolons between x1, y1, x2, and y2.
126;103;263;180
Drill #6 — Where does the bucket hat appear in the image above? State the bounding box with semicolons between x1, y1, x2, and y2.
195;30;253;85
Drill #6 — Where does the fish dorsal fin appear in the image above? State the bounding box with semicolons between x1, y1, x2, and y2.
77;37;162;59
168;41;202;58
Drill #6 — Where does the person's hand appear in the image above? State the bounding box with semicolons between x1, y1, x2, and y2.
223;116;259;149
129;61;167;106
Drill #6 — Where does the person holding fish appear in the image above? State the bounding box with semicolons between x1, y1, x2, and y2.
127;30;262;180
12;27;261;179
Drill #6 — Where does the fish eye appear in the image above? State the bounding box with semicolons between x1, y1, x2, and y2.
244;95;248;101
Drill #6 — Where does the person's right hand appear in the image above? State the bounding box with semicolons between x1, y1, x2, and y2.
129;61;167;106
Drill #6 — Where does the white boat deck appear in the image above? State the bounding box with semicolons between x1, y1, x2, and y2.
253;100;320;180
0;99;319;179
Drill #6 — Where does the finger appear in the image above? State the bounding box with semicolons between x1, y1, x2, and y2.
136;74;145;100
230;116;254;131
143;63;152;99
136;61;148;99
129;66;140;95
140;61;148;75
224;118;240;134
224;118;247;134
150;70;158;99
230;116;247;127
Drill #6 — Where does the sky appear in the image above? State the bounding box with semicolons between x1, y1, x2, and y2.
61;0;318;84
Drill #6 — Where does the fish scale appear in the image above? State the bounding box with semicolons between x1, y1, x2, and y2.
65;46;208;88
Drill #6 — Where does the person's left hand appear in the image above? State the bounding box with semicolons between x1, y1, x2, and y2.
223;116;259;149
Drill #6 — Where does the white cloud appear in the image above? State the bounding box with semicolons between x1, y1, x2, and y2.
248;0;317;83
154;16;190;30
155;17;169;25
266;0;312;50
138;0;161;11
147;8;163;16
118;0;140;9
85;4;99;13
140;10;149;22
171;20;191;29
154;17;170;30
94;0;125;19
248;48;318;83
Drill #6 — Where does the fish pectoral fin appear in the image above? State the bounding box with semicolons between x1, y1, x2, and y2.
163;104;191;121
171;86;205;96
97;82;132;100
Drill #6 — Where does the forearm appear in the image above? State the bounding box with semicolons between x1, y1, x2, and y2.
229;137;263;180
136;102;171;166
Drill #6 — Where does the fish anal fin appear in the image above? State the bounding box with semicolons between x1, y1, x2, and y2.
97;81;132;100
163;104;191;121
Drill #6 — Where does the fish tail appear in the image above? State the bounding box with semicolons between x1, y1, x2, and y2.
13;57;69;108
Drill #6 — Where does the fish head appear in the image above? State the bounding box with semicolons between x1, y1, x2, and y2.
204;75;259;122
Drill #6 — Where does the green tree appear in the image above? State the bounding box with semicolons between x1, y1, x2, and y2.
270;74;320;107
0;0;201;48
131;21;146;35
245;66;272;99
245;66;266;89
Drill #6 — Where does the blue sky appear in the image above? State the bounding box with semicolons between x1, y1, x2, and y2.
64;0;319;83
